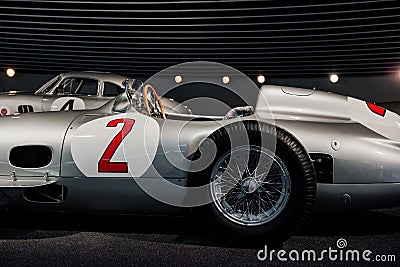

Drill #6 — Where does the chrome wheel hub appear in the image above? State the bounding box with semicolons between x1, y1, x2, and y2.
241;178;258;194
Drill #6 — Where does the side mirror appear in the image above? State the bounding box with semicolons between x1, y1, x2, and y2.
113;79;134;113
122;79;130;93
113;79;144;113
113;92;131;113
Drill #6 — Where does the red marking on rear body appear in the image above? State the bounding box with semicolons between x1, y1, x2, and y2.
367;102;386;117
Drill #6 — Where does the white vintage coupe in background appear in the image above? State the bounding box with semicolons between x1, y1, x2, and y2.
0;71;191;116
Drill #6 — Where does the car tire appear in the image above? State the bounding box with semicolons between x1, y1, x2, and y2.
189;121;316;244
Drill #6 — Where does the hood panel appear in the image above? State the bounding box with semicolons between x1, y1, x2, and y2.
0;111;82;178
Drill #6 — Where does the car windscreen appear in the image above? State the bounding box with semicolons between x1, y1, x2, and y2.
55;78;98;96
35;75;62;94
103;82;125;97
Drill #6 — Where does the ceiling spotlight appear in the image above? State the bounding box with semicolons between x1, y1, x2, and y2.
6;68;15;78
330;74;339;84
174;75;183;84
222;76;230;84
257;74;266;84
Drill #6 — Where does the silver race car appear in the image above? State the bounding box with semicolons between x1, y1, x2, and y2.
0;71;191;115
0;82;399;242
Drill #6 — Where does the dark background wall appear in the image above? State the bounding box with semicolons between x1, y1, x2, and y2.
1;72;399;104
0;73;53;93
1;1;398;107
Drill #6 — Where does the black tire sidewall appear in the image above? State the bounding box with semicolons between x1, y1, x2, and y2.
191;121;316;242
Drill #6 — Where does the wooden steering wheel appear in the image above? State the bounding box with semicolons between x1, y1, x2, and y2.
143;84;166;119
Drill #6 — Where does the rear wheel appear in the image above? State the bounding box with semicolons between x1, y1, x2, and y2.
191;121;316;243
210;145;291;227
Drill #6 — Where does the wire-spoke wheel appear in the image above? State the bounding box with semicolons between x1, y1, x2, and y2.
210;145;291;226
190;121;316;243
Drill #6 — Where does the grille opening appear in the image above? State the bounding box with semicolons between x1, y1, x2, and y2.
17;105;34;113
310;153;334;183
24;184;67;203
10;145;52;168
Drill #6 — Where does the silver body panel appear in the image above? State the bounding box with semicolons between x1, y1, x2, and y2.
0;84;400;213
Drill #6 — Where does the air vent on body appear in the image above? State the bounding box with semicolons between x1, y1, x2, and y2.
10;145;52;168
17;105;34;113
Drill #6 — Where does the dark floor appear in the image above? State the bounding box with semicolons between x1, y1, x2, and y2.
0;208;399;266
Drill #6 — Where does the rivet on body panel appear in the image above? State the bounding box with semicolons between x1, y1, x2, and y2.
331;139;341;151
11;171;17;182
44;172;50;182
342;193;352;206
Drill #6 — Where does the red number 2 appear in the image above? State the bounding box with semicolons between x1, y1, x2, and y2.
98;118;135;173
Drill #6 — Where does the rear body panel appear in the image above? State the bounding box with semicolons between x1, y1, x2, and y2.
256;85;400;184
